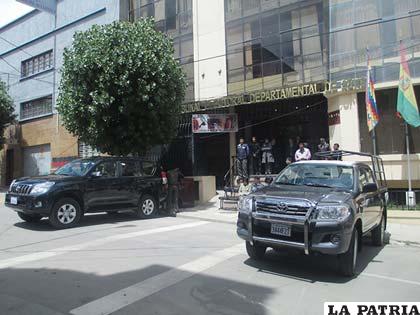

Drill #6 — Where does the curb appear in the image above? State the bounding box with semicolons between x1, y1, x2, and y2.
177;214;236;225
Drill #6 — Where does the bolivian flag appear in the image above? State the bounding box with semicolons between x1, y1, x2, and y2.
366;55;379;132
397;43;420;127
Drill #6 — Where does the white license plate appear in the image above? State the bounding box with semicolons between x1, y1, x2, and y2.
10;197;18;205
271;223;291;237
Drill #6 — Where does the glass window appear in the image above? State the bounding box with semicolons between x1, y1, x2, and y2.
225;0;241;21
243;0;260;17
359;167;375;191
120;160;141;177
261;13;279;36
358;87;420;154
54;160;95;176
91;161;118;178
142;161;157;176
226;23;243;46
21;50;53;78
244;16;260;41
20;96;53;120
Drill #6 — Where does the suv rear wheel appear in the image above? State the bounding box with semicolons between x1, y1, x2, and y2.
338;228;358;277
371;213;386;246
18;212;42;223
246;241;266;260
136;195;157;219
49;198;82;229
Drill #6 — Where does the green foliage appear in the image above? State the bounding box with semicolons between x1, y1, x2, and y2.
57;19;186;155
0;81;16;146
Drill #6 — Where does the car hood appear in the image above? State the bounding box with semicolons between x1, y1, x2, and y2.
14;174;81;185
252;185;353;204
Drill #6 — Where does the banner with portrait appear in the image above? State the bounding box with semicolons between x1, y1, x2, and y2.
192;114;238;133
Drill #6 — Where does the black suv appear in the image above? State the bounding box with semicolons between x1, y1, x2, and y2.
237;151;388;277
5;157;163;229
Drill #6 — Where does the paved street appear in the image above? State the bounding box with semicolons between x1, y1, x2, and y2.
0;205;419;315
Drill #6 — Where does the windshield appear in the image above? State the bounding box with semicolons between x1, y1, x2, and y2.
275;163;354;190
54;160;96;176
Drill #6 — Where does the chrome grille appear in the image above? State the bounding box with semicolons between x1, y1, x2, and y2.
11;184;32;195
256;199;311;216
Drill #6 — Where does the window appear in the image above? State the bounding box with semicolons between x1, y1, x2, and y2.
20;96;53;120
359;167;375;191
91;161;118;178
120;160;141;177
358;87;420;154
21;50;53;78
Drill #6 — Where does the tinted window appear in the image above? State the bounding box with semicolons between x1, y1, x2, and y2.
142;161;156;176
55;160;95;176
359;167;375;191
91;161;118;178
120;160;141;177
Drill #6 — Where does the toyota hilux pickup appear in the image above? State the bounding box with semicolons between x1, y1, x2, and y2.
237;151;388;276
5;157;163;229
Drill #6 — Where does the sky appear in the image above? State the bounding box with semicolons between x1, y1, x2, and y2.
0;0;33;28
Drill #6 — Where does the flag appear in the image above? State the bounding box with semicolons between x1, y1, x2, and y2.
397;43;420;128
366;53;379;132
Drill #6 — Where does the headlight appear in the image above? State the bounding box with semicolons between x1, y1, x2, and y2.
9;179;16;191
316;205;350;221
30;182;55;195
238;196;253;214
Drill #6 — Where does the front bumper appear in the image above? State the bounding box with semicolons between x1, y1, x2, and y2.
237;209;354;255
4;192;52;216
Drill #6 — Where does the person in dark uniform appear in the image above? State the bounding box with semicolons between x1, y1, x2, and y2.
236;137;250;179
167;168;184;217
249;136;261;175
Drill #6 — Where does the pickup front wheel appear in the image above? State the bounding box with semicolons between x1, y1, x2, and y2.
371;213;386;246
246;241;266;260
338;228;358;277
49;198;82;229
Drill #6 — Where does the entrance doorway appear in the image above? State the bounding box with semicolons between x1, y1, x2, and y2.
236;94;329;171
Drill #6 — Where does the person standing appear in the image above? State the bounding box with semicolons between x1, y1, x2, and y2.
261;138;274;174
295;142;312;161
332;143;342;160
249;136;261;175
236;137;250;179
167;168;184;217
238;178;252;196
317;137;330;159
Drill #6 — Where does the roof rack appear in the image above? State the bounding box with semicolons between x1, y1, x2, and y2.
314;150;387;187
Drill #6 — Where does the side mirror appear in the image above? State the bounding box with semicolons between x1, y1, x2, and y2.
362;183;377;194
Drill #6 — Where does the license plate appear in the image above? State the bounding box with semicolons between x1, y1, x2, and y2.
10;197;18;205
271;223;291;237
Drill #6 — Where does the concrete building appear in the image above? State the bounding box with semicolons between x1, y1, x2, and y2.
129;0;420;197
1;1;420;203
0;0;129;184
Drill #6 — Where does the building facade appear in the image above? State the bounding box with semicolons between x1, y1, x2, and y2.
1;0;420;196
129;0;420;191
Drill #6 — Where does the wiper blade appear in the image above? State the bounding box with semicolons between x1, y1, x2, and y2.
275;182;299;186
304;183;332;188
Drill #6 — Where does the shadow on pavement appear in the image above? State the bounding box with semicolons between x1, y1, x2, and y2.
244;236;387;284
13;211;173;232
0;264;274;315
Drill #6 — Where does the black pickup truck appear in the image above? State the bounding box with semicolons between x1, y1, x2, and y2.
237;151;388;276
5;157;163;229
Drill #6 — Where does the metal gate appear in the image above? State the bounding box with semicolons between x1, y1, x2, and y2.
23;144;51;176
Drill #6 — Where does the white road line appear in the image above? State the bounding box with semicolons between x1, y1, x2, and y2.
0;221;209;269
70;243;244;315
361;272;420;287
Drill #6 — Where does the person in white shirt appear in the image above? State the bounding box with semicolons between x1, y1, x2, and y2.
295;142;312;161
238;178;252;196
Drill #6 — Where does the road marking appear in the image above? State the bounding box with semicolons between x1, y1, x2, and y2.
0;221;209;269
70;243;244;315
362;272;420;287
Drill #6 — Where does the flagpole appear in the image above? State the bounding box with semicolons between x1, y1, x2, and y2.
372;128;377;156
405;121;412;191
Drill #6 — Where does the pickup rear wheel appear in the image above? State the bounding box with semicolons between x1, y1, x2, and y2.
338;228;358;277
18;212;42;223
371;213;386;247
49;198;82;229
246;241;266;260
136;195;157;219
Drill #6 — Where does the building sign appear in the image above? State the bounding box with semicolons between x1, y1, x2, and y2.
192;114;238;133
328;110;341;126
17;0;56;14
182;78;365;113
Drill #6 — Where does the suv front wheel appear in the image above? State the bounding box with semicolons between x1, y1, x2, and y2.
49;198;82;229
136;195;157;219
